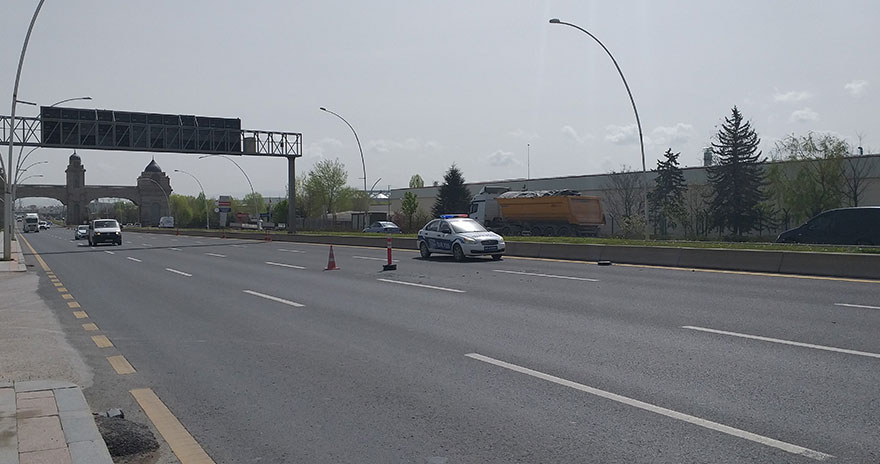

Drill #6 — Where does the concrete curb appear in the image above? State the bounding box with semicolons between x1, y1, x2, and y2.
0;232;27;272
130;229;880;280
0;380;113;464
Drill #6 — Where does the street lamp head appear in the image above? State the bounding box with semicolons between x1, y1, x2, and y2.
319;107;327;111
549;18;561;24
173;169;181;172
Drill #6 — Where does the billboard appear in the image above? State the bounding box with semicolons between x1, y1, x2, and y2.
40;107;241;155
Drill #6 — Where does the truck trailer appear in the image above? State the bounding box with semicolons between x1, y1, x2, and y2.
469;186;605;237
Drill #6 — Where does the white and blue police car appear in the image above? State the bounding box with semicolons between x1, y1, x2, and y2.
417;215;505;261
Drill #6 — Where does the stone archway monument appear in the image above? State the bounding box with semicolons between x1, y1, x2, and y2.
2;106;301;233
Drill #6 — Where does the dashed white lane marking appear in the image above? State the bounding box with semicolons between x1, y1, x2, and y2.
277;248;304;253
165;268;193;277
353;256;399;262
265;261;305;270
195;241;204;244
205;253;227;258
493;269;599;282
377;278;465;293
126;257;142;262
242;290;304;307
465;353;832;461
142;243;152;247
104;250;115;255
834;303;880;310
231;244;246;248
682;325;880;360
169;248;181;251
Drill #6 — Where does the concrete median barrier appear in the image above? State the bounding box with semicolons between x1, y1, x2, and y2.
598;245;682;266
677;248;784;273
130;229;880;280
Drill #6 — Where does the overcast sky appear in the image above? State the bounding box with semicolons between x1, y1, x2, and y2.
2;0;877;200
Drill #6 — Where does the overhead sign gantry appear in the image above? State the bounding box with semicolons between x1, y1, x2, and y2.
1;107;301;231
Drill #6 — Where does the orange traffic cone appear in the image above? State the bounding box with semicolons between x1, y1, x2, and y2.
325;245;340;271
264;230;271;242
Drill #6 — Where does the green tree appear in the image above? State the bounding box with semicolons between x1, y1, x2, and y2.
241;192;266;217
401;191;419;230
767;132;847;225
306;159;349;214
432;164;472;217
409;174;424;188
648;149;687;236
169;194;193;227
272;199;288;225
113;201;139;224
707;106;766;237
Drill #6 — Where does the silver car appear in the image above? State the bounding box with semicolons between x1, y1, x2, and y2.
75;225;89;240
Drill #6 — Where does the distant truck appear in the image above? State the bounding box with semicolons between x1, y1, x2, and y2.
22;213;40;233
469;186;605;237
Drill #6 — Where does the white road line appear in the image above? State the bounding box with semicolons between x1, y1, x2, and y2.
142;243;152;247
834;303;880;310
195;241;204;244
682;325;880;360
353;256;399;262
278;248;304;253
104;250;115;255
126;257;142;262
493;269;599;282
205;252;227;258
243;290;304;307
165;268;192;277
169;248;181;251
232;244;246;248
377;278;465;293
465;353;832;461
265;261;305;270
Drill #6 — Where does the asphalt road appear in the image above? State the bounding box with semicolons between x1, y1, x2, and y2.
20;227;880;463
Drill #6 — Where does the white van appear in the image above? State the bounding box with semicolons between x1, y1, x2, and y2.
158;216;175;228
23;213;40;233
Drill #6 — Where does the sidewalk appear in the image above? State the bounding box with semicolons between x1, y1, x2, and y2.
0;231;27;272
1;380;113;464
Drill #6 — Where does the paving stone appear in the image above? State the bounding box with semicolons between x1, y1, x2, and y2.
0;415;17;464
14;381;75;394
0;388;14;418
68;439;113;464
59;411;101;444
16;391;54;401
0;381;11;389
19;447;71;464
52;389;88;414
17;416;65;453
16;397;58;419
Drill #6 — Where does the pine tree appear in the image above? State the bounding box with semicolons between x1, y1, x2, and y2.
707;106;766;237
648;149;687;236
432;164;473;217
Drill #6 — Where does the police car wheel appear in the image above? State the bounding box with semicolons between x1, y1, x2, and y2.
419;241;431;258
453;244;465;262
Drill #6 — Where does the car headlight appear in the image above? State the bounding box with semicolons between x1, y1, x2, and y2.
461;237;477;243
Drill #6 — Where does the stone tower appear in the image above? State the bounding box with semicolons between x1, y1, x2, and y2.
65;152;87;225
137;159;172;226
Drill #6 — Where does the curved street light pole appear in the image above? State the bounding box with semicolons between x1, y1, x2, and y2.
549;18;650;240
320;107;370;230
15;160;48;183
13;174;44;210
199;155;259;227
142;177;171;226
174;169;209;229
4;0;46;260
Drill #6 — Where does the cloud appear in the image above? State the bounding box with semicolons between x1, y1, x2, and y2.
773;90;812;103
844;79;868;96
790;108;819;122
304;137;344;159
365;138;442;153
486;149;521;167
604;124;640;145
508;129;539;141
650;123;695;146
561;125;594;145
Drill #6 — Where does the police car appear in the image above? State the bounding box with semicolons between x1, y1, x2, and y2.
417;215;505;261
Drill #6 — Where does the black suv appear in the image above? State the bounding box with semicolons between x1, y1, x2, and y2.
776;207;880;245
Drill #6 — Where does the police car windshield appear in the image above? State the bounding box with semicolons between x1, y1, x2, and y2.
449;218;487;233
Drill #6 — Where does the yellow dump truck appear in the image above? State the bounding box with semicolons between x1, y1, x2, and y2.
469;186;605;236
